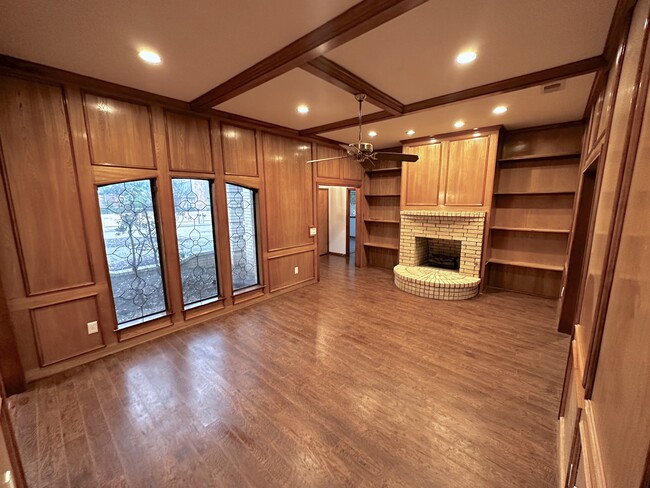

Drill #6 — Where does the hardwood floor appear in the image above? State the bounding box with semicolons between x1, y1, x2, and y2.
8;256;569;487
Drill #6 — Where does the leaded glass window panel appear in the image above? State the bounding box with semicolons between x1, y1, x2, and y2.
225;184;259;291
172;179;219;307
97;180;167;327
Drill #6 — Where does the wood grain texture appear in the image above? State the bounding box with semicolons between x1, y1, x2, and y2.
164;111;213;173
221;124;259;177
0;76;94;295
318;189;329;255
31;296;105;367
499;123;584;160
8;256;569;487
83;93;156;168
262;133;313;251
492;194;575;230
495;158;580;194
315;144;342;180
487;263;562;298
444;136;490;206
341;155;363;182
268;250;315;292
402;142;441;206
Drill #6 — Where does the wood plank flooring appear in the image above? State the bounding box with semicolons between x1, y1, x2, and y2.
8;256;569;487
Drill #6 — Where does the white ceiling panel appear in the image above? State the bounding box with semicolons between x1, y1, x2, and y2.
326;0;616;104
0;0;358;101
216;69;381;130
322;74;595;148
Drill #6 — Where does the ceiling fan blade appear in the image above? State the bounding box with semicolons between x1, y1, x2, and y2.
306;155;350;164
374;152;419;162
342;143;361;157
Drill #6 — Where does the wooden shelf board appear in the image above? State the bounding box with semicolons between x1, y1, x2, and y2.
367;168;401;174
487;258;564;272
490;226;571;234
497;153;581;162
494;190;575;196
365;193;401;197
364;242;399;250
364;219;400;224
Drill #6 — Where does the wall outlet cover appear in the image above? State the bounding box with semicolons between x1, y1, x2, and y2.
294;266;299;274
309;226;317;236
87;321;99;334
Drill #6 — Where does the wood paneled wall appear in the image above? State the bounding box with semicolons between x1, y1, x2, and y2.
558;1;650;486
0;72;333;383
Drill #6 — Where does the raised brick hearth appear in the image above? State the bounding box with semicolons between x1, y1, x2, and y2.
394;211;486;300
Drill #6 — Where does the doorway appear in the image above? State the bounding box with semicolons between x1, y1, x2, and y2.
317;185;359;260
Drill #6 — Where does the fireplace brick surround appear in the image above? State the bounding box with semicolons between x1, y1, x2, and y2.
394;211;486;300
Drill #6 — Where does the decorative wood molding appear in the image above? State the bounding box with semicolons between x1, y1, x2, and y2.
302;57;404;115
604;0;639;64
301;57;607;135
190;0;429;110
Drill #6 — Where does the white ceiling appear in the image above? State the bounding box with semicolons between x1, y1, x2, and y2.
0;0;617;144
326;0;616;104
216;68;382;130
0;0;358;101
323;73;595;148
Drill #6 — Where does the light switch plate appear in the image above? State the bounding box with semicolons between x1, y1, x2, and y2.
309;226;317;236
87;321;99;334
294;266;299;275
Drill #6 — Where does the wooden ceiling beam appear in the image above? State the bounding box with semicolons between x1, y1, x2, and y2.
189;0;429;110
299;56;607;135
301;57;404;115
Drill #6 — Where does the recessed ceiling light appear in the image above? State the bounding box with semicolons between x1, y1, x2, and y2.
493;105;508;115
456;51;477;64
454;120;465;129
138;50;161;64
473;132;481;137
430;138;438;143
297;105;309;114
406;129;416;136
368;130;378;137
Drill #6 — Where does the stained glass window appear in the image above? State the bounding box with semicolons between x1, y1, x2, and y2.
172;179;219;307
226;184;259;291
97;180;167;327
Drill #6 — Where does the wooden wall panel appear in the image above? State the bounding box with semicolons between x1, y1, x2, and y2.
0;76;93;295
578;4;647;350
83;93;156;168
164;111;213;173
262;133;313;251
315;144;341;179
31;296;104;366
444;136;489;206
588;35;650;486
221;124;258;176
268;250;314;292
341;156;363;181
402;143;442;206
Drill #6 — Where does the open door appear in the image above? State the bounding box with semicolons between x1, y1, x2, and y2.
318;188;329;256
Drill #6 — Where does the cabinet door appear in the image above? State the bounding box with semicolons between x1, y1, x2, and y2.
444;136;490;206
402;143;442;206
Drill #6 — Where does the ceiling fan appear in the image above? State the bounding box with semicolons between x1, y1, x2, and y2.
307;93;419;168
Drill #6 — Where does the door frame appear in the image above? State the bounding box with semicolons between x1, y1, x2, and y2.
317;187;329;256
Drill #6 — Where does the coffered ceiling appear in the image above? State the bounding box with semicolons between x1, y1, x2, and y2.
0;0;619;146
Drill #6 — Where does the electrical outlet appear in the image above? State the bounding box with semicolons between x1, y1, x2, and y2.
294;266;299;275
309;226;317;237
87;321;99;335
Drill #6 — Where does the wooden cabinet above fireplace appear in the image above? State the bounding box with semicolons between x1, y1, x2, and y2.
400;128;500;211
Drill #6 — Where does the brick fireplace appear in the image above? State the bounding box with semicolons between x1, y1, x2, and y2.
394;211;486;300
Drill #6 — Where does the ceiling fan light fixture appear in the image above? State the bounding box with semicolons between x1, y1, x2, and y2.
456;51;477;64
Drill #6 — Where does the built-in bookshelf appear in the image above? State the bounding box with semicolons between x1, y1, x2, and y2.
362;163;402;269
485;124;583;298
